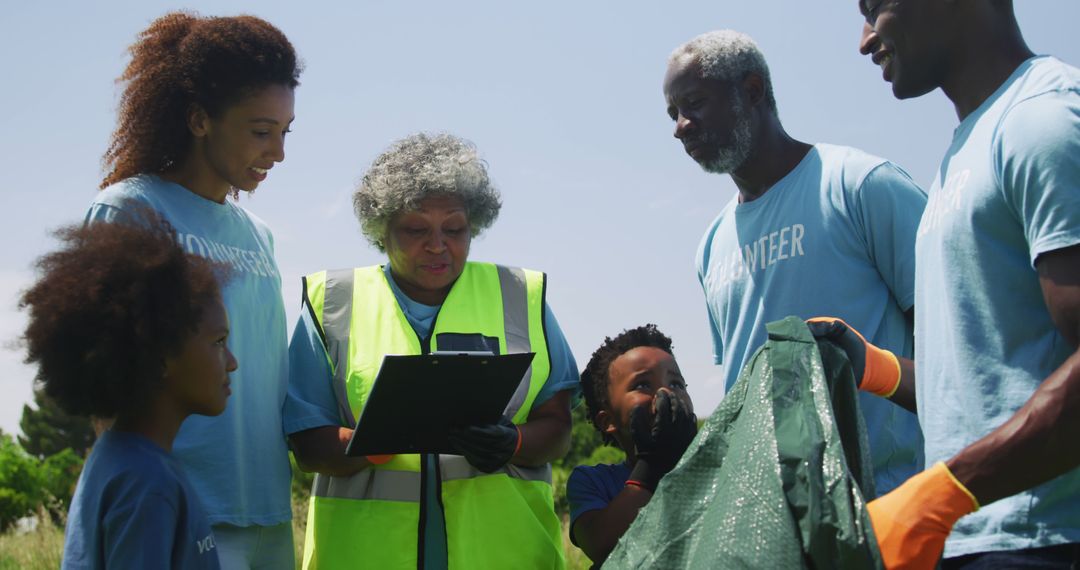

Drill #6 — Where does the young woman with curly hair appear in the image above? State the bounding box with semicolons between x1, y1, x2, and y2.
85;11;302;568
22;216;234;569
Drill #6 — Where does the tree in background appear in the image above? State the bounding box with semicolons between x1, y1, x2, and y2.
551;404;627;516
3;390;91;529
559;403;627;467
19;389;95;459
0;434;47;532
38;449;83;524
550;404;706;516
0;434;84;531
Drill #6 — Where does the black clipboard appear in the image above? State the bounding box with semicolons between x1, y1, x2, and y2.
345;352;535;456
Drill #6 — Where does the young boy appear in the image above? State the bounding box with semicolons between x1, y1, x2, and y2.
568;324;698;565
20;215;235;569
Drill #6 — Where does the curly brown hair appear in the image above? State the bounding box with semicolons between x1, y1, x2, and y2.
581;324;675;445
20;211;230;419
101;11;302;190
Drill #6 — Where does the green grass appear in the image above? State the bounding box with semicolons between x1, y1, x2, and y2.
2;497;591;570
0;509;64;570
292;490;308;567
561;514;593;570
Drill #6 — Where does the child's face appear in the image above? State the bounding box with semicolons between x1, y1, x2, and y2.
163;296;237;417
599;346;694;452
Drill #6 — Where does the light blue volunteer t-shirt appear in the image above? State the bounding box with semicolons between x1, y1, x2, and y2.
62;430;221;570
285;263;580;569
87;175;292;526
916;56;1080;558
696;143;927;496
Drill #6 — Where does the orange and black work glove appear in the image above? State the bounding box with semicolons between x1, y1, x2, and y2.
806;317;902;397
448;416;521;473
868;461;979;569
628;390;697;491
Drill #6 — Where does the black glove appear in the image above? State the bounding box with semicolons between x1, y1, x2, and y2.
628;389;697;491
805;318;869;383
448;416;520;473
805;317;901;397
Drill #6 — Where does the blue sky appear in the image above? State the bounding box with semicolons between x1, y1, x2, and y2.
1;1;1077;436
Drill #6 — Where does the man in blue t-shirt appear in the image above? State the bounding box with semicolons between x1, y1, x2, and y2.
846;1;1080;568
663;30;927;496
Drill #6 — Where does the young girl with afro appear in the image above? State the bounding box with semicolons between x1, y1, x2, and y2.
22;215;234;569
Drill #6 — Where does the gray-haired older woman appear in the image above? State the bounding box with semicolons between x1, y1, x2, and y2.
285;133;577;569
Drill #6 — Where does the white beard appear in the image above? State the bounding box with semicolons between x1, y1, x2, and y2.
699;106;753;175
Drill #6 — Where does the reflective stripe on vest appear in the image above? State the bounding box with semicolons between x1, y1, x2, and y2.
321;269;358;427
438;454;552;483
312;467;422;502
496;264;537;421
310;458;551;501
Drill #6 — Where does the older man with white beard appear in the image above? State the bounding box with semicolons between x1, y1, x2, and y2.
664;30;928;496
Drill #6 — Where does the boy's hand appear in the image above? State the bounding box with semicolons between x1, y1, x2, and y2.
628;389;697;491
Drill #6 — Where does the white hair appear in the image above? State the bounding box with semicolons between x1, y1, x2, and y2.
353;133;502;252
669;30;778;113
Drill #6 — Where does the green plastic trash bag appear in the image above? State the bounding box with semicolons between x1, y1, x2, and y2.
603;316;883;569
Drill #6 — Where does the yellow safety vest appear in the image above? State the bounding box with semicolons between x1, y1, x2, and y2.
300;262;564;570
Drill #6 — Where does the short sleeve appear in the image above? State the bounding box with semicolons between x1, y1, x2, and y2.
283;309;342;435
695;229;725;365
85;198;167;230
102;492;180;569
566;466;617;538
996;90;1080;265
853;162;926;311
531;304;581;408
697;270;724;366
705;299;724;366
85;202;131;225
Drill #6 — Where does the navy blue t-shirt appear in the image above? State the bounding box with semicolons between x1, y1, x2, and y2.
566;462;631;545
62;430;221;569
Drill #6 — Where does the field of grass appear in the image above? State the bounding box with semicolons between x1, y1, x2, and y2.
0;499;592;570
0;509;64;570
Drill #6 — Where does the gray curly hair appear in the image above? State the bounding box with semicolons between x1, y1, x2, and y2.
353;133;502;251
669;30;778;113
